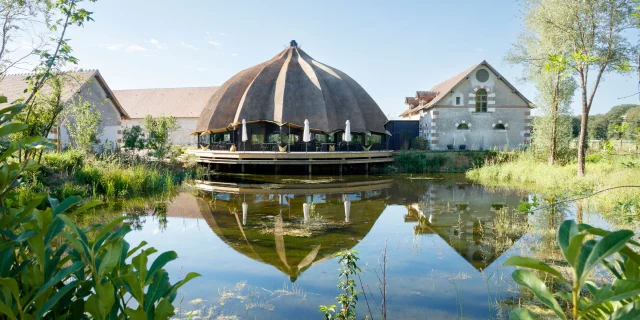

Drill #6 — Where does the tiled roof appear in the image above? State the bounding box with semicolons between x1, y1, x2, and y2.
0;70;129;118
113;86;218;119
400;61;532;117
400;63;480;117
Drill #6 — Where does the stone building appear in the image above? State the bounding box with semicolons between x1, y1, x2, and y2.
0;70;128;149
114;87;218;145
400;61;532;150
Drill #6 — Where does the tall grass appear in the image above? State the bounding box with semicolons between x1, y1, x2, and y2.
392;151;492;173
467;151;640;214
15;150;198;204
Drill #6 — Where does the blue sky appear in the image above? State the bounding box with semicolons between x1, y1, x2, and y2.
64;0;638;118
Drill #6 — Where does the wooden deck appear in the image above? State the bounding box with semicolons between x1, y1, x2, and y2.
194;178;394;195
188;150;394;165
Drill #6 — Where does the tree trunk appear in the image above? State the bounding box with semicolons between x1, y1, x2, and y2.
548;71;560;166
577;109;588;177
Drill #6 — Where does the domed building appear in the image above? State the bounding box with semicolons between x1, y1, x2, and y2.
196;41;389;152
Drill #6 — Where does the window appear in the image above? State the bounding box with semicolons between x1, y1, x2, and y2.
476;69;490;82
365;134;382;145
268;133;281;143
223;133;231;142
251;134;264;144
315;134;327;143
457;123;469;130
455;96;461;105
494;123;506;130
475;89;487;112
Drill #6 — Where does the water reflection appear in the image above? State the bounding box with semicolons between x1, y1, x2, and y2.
116;175;539;319
196;179;391;281
185;176;528;279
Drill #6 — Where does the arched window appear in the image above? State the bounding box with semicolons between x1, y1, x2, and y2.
494;123;506;130
475;89;487;112
457;123;469;130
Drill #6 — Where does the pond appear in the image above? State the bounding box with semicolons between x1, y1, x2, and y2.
113;174;611;320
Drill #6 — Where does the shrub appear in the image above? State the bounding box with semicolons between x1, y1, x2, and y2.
43;149;84;173
505;220;640;319
0;104;199;319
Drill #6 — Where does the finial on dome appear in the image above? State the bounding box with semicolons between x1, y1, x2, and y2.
290;40;298;48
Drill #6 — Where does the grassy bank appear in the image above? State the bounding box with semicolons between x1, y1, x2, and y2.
391;150;493;173
466;151;640;214
15;150;199;204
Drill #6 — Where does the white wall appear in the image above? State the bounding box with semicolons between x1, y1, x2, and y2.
121;117;198;146
58;76;123;150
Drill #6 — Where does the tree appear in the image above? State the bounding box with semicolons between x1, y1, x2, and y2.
507;6;578;165
143;115;179;158
123;125;146;151
0;0;51;79
65;98;101;154
534;0;636;176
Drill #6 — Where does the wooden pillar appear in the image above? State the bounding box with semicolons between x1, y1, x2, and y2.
241;164;245;173
339;164;343;175
308;164;312;174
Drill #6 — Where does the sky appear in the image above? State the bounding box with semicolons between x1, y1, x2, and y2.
12;0;640;117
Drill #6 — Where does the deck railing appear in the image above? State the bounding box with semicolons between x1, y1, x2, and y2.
198;141;388;152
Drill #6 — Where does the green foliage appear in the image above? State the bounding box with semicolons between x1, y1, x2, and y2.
411;136;429;150
66;98;102;154
319;250;363;320
143;115;179;159
43;149;84;173
467;151;640;215
505;220;640;319
0;103;199;319
123;125;146;151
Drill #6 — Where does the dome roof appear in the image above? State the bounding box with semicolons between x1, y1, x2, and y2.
196;42;388;133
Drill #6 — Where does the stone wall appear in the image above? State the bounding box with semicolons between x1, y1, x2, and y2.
54;76;123;150
420;66;531;150
121;118;198;146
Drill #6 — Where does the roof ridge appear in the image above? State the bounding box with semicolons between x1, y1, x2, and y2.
112;86;220;91
3;69;98;77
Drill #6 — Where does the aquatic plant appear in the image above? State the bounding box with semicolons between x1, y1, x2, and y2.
319;250;363;320
505;220;640;319
467;151;640;215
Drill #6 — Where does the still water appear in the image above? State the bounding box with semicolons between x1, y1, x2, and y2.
117;174;609;319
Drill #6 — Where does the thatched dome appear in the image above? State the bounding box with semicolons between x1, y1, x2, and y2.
196;41;388;134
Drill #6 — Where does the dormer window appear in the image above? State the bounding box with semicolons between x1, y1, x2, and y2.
475;89;487;112
456;96;461;105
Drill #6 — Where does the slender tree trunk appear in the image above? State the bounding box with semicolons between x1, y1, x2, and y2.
577;70;589;177
549;71;560;166
578;109;589;176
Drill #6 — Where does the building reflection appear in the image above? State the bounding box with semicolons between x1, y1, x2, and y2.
193;178;392;281
148;176;528;279
400;182;528;271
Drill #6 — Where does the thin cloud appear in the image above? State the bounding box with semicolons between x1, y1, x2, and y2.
231;53;239;57
208;41;221;46
125;44;147;52
179;41;197;50
99;43;125;51
148;39;167;50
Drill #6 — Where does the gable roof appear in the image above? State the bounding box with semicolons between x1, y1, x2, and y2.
113;87;218;119
400;61;531;117
0;70;129;118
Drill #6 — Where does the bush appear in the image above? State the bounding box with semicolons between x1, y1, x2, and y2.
506;220;640;319
0;104;199;319
43;149;84;173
